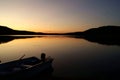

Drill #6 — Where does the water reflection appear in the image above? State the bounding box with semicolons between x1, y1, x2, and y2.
0;35;120;80
0;36;14;44
1;35;120;46
0;36;42;45
67;35;120;46
30;65;54;80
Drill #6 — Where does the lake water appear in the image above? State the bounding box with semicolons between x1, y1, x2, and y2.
0;35;120;79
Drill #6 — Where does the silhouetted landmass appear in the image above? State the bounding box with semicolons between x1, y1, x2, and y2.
1;25;120;36
64;32;83;35
1;25;120;46
64;25;120;36
0;25;70;35
67;25;120;46
84;25;120;36
0;25;45;35
82;26;120;46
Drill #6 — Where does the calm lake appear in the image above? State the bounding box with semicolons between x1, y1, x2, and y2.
0;35;120;79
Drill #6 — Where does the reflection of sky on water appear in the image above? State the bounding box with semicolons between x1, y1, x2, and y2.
0;36;120;79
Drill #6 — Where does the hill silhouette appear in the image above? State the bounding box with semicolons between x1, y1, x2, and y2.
67;25;120;46
0;25;69;35
0;25;44;35
84;25;120;36
1;25;120;35
82;26;120;46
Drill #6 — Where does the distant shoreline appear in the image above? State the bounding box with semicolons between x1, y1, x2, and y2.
0;25;120;36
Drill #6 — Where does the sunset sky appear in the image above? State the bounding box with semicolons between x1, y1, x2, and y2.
0;0;120;33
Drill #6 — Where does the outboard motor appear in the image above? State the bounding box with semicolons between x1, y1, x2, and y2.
41;53;46;62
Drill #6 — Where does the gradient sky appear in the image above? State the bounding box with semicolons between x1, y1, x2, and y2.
0;0;120;33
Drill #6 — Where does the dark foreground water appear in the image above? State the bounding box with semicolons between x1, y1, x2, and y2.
0;35;120;80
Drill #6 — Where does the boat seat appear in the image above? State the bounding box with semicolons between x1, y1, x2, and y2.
20;57;41;65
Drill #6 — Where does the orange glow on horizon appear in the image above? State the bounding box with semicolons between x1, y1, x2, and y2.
1;23;86;33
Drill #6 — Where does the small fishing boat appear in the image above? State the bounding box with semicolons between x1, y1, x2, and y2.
0;54;53;79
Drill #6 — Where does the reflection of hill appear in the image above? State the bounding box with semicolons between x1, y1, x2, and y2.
84;36;120;46
0;36;42;45
68;35;120;46
0;36;14;44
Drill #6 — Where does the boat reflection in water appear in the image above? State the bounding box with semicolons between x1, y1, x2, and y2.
0;53;54;80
